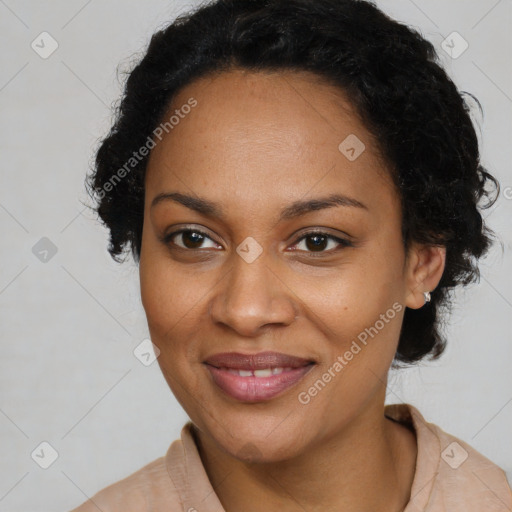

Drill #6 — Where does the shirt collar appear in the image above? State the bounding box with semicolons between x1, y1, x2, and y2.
385;403;441;511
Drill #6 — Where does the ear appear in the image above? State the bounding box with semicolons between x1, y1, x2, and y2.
404;242;446;309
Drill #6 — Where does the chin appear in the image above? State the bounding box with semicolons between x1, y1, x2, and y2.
207;419;309;464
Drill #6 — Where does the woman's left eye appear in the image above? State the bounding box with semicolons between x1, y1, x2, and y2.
290;232;353;254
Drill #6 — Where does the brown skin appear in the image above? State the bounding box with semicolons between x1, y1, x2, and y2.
139;68;446;512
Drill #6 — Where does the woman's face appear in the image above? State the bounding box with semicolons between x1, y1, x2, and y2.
139;68;438;461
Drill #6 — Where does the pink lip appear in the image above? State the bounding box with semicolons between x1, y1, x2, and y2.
205;365;314;402
203;351;315;402
204;351;314;370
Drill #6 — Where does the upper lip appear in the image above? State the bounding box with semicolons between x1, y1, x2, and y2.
204;351;315;370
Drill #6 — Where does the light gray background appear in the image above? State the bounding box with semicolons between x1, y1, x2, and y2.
0;1;511;510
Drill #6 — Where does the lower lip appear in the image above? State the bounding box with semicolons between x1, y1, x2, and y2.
205;364;315;402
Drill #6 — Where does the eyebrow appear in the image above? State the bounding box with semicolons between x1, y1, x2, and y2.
150;191;368;221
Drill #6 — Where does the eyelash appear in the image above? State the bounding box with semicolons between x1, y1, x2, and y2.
161;227;353;256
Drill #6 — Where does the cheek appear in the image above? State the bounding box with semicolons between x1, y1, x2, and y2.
305;274;404;422
297;241;406;382
139;250;213;384
140;251;200;334
302;258;403;338
140;257;207;398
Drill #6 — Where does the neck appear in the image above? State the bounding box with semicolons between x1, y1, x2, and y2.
192;396;417;512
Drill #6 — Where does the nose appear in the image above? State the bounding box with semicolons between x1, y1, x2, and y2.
208;248;298;337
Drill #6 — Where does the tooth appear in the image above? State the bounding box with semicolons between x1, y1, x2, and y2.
254;368;273;377
271;367;284;375
238;370;253;377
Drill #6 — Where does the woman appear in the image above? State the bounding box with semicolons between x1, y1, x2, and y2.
70;0;512;510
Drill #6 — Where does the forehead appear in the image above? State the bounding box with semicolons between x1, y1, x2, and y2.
145;68;397;215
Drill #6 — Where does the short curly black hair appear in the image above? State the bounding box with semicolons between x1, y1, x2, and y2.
86;0;499;365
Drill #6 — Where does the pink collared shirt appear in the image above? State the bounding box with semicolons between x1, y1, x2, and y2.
69;403;512;511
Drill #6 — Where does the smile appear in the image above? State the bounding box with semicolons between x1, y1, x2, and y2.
204;362;315;402
222;367;293;377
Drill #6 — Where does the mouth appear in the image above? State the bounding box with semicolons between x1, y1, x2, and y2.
203;351;316;402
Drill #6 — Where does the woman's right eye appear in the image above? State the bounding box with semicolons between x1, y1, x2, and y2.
163;229;222;251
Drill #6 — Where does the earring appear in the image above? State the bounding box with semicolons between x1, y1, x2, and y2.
423;291;431;304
